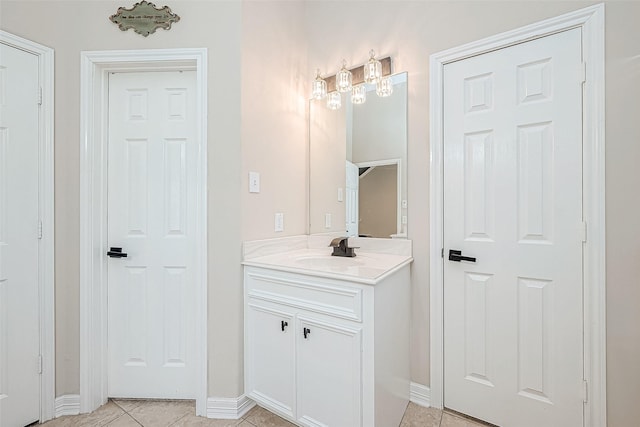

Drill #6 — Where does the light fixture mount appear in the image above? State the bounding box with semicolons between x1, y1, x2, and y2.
312;51;393;110
324;56;392;93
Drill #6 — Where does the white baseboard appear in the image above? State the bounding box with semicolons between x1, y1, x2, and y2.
207;395;255;419
55;394;81;418
410;382;431;408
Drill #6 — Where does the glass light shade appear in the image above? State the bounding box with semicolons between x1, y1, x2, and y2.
335;60;352;93
376;76;393;97
327;91;342;110
351;84;367;105
311;69;327;100
364;50;382;84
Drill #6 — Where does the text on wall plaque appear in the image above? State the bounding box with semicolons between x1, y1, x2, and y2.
110;1;180;37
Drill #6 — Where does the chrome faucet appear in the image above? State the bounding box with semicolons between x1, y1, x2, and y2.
329;237;358;257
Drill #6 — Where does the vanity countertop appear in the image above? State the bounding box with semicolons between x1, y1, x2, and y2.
242;248;412;285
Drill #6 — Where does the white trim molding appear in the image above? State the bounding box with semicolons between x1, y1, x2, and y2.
207;395;256;420
54;395;81;418
0;30;56;424
429;4;605;426
410;382;431;408
79;48;208;416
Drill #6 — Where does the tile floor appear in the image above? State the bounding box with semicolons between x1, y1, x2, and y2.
39;400;490;427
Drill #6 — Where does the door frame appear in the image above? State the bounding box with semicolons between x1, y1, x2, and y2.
79;49;208;416
429;4;605;426
0;30;56;423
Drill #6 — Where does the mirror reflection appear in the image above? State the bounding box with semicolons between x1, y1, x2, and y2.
309;72;408;238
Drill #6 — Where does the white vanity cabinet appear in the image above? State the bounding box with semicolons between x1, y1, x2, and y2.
244;262;410;427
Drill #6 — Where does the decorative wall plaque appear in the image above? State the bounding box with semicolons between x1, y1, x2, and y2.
110;1;180;37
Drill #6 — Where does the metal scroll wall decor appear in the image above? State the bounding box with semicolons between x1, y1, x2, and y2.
110;1;180;37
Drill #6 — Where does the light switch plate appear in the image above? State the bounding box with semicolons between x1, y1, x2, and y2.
249;172;260;193
337;188;344;202
402;199;408;209
275;212;284;232
325;213;332;228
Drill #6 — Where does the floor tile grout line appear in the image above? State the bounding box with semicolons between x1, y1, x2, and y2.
167;411;192;427
120;412;143;427
106;400;142;427
128;411;145;427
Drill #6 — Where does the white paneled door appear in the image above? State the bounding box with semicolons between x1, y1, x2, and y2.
443;29;584;426
108;71;197;398
0;44;41;426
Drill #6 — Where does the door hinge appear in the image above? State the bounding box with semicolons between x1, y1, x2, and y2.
580;221;587;242
38;220;43;239
582;380;588;403
580;62;587;84
38;87;43;105
441;248;444;258
38;355;43;374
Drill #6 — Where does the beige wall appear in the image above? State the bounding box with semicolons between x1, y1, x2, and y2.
601;3;640;425
241;0;308;241
3;1;640;425
309;99;347;234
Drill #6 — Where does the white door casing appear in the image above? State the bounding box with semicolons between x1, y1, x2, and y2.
443;28;583;426
430;5;606;427
0;41;41;427
107;71;197;398
0;31;55;424
80;49;207;415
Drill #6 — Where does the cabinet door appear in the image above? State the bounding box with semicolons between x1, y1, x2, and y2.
296;316;362;427
246;302;295;418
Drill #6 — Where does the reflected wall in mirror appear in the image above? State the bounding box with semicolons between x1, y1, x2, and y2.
310;72;408;238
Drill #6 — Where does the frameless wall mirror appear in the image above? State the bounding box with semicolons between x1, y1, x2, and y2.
309;72;408;238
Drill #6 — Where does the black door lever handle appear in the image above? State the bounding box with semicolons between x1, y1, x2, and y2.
448;249;476;263
107;247;128;258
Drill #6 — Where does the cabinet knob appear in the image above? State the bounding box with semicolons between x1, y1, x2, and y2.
303;327;311;339
281;320;288;332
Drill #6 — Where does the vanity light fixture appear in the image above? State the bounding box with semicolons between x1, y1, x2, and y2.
327;91;342;110
376;76;394;97
363;50;383;84
335;60;353;93
311;69;327;100
314;51;393;109
351;84;367;104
